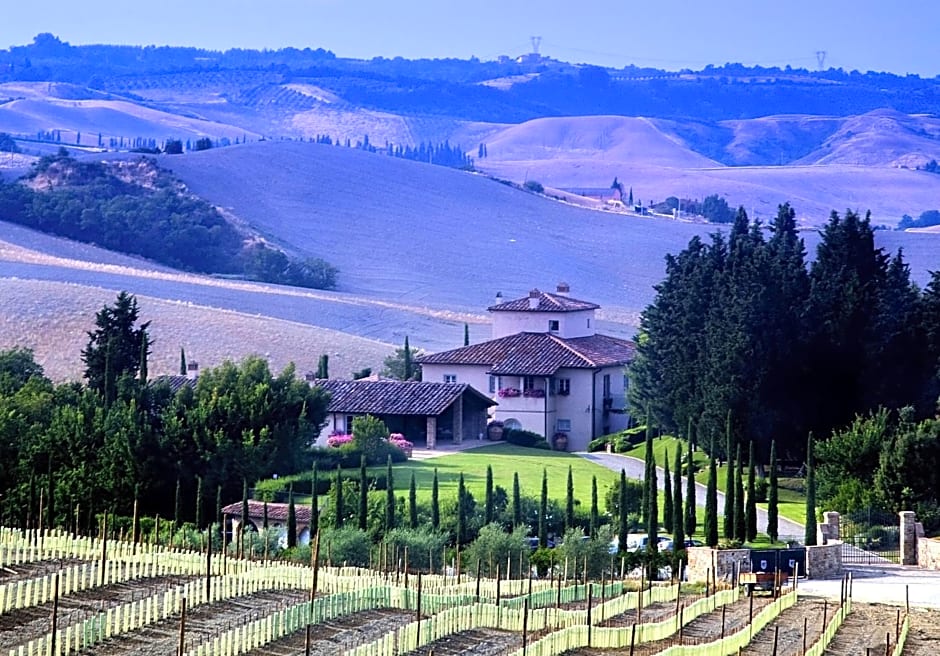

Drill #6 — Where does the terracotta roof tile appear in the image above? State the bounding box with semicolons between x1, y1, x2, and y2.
488;290;599;313
416;332;635;376
222;500;311;523
313;379;495;416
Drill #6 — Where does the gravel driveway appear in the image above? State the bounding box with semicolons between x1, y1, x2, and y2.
577;452;805;539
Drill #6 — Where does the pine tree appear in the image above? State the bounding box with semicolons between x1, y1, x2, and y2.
663;449;673;533
538;468;549;548
723;418;735;540
409;472;418;529
431;468;440;529
672;446;684;550
485;465;494;524
334;465;344;529
385;455;395;533
705;451;719;547
618;470;628;553
767;440;779;543
804;433;817;546
733;445;745;541
565;465;575;531
590;476;599;537
684;437;696;537
286;485;297;548
512;472;522;527
358;454;368;531
746;441;757;542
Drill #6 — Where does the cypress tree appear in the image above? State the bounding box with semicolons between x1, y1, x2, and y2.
804;433;817;546
684;437;696;537
409;472;418;529
723;419;735;540
138;330;148;384
485;465;494;524
286;486;297;548
240;479;249;546
463;323;470;346
746;441;757;542
565;465;575;531
175;477;183;529
334;465;344;529
403;336;413;380
767;440;779;543
642;419;653;523
663;449;673;533
647;453;658;555
194;475;203;529
431;468;440;529
590;476;599;538
358;454;368;531
317;354;329;379
672;446;684;550
385;455;395;533
457;473;468;545
618;470;628;553
512;472;522;527
538;468;548;548
262;501;269;530
733;445;745;541
215;484;222;534
179;347;186;376
705;451;719;547
310;463;319;536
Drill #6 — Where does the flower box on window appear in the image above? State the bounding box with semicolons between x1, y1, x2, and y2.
498;388;521;398
523;389;546;398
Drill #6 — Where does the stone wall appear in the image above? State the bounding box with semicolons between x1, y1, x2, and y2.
917;537;940;570
805;541;842;579
686;547;750;583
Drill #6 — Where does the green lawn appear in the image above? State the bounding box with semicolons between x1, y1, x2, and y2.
379;444;622;506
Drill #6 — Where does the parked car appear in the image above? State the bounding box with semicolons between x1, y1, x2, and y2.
660;538;704;551
624;533;671;551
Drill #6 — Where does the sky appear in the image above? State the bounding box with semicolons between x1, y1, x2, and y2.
2;0;939;77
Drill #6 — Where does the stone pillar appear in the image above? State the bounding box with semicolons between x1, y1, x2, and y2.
823;512;840;540
900;511;918;566
426;416;437;450
453;394;464;443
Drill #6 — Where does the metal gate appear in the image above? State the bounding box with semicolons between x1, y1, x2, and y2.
840;507;900;564
749;548;806;577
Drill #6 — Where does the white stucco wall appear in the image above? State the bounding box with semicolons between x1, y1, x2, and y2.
491;308;596;339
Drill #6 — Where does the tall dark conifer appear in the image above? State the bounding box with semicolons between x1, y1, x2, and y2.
565;465;575;531
663;449;673;533
767;440;779;543
358;454;368;531
672;446;684;550
485;465;494;524
408;472;418;529
334;465;343;529
538;468;548;548
385;455;395;533
286;486;297;548
733;445;745;542
457;473;468;545
512;472;522;527
431;468;440;529
705;450;718;547
590;476;599;537
618;470;628;553
746;441;757;542
723;417;735;540
805;433;817;546
684;437;696;537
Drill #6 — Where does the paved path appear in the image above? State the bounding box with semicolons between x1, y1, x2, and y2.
799;564;940;608
577;451;804;539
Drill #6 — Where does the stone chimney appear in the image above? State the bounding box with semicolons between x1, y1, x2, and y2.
556;282;570;296
528;289;540;309
187;361;199;380
495;291;503;305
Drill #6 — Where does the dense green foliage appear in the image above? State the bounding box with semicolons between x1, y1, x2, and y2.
0;293;329;529
630;203;938;465
0;132;20;153
898;210;940;229
0;151;337;289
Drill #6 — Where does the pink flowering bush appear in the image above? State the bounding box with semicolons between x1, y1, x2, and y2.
327;433;354;448
388;433;414;449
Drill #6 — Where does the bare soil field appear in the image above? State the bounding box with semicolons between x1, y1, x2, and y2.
0;556;86;583
399;627;522;656
902;606;940;655
566;595;773;655
243;608;414;655
739;598;827;656
822;602;905;655
0;575;195;650
84;589;308;656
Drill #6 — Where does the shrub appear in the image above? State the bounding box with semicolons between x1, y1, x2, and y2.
327;433;354;448
504;428;550;449
315;526;372;566
523;180;544;194
754;477;768;503
383;526;449;571
461;523;529;577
